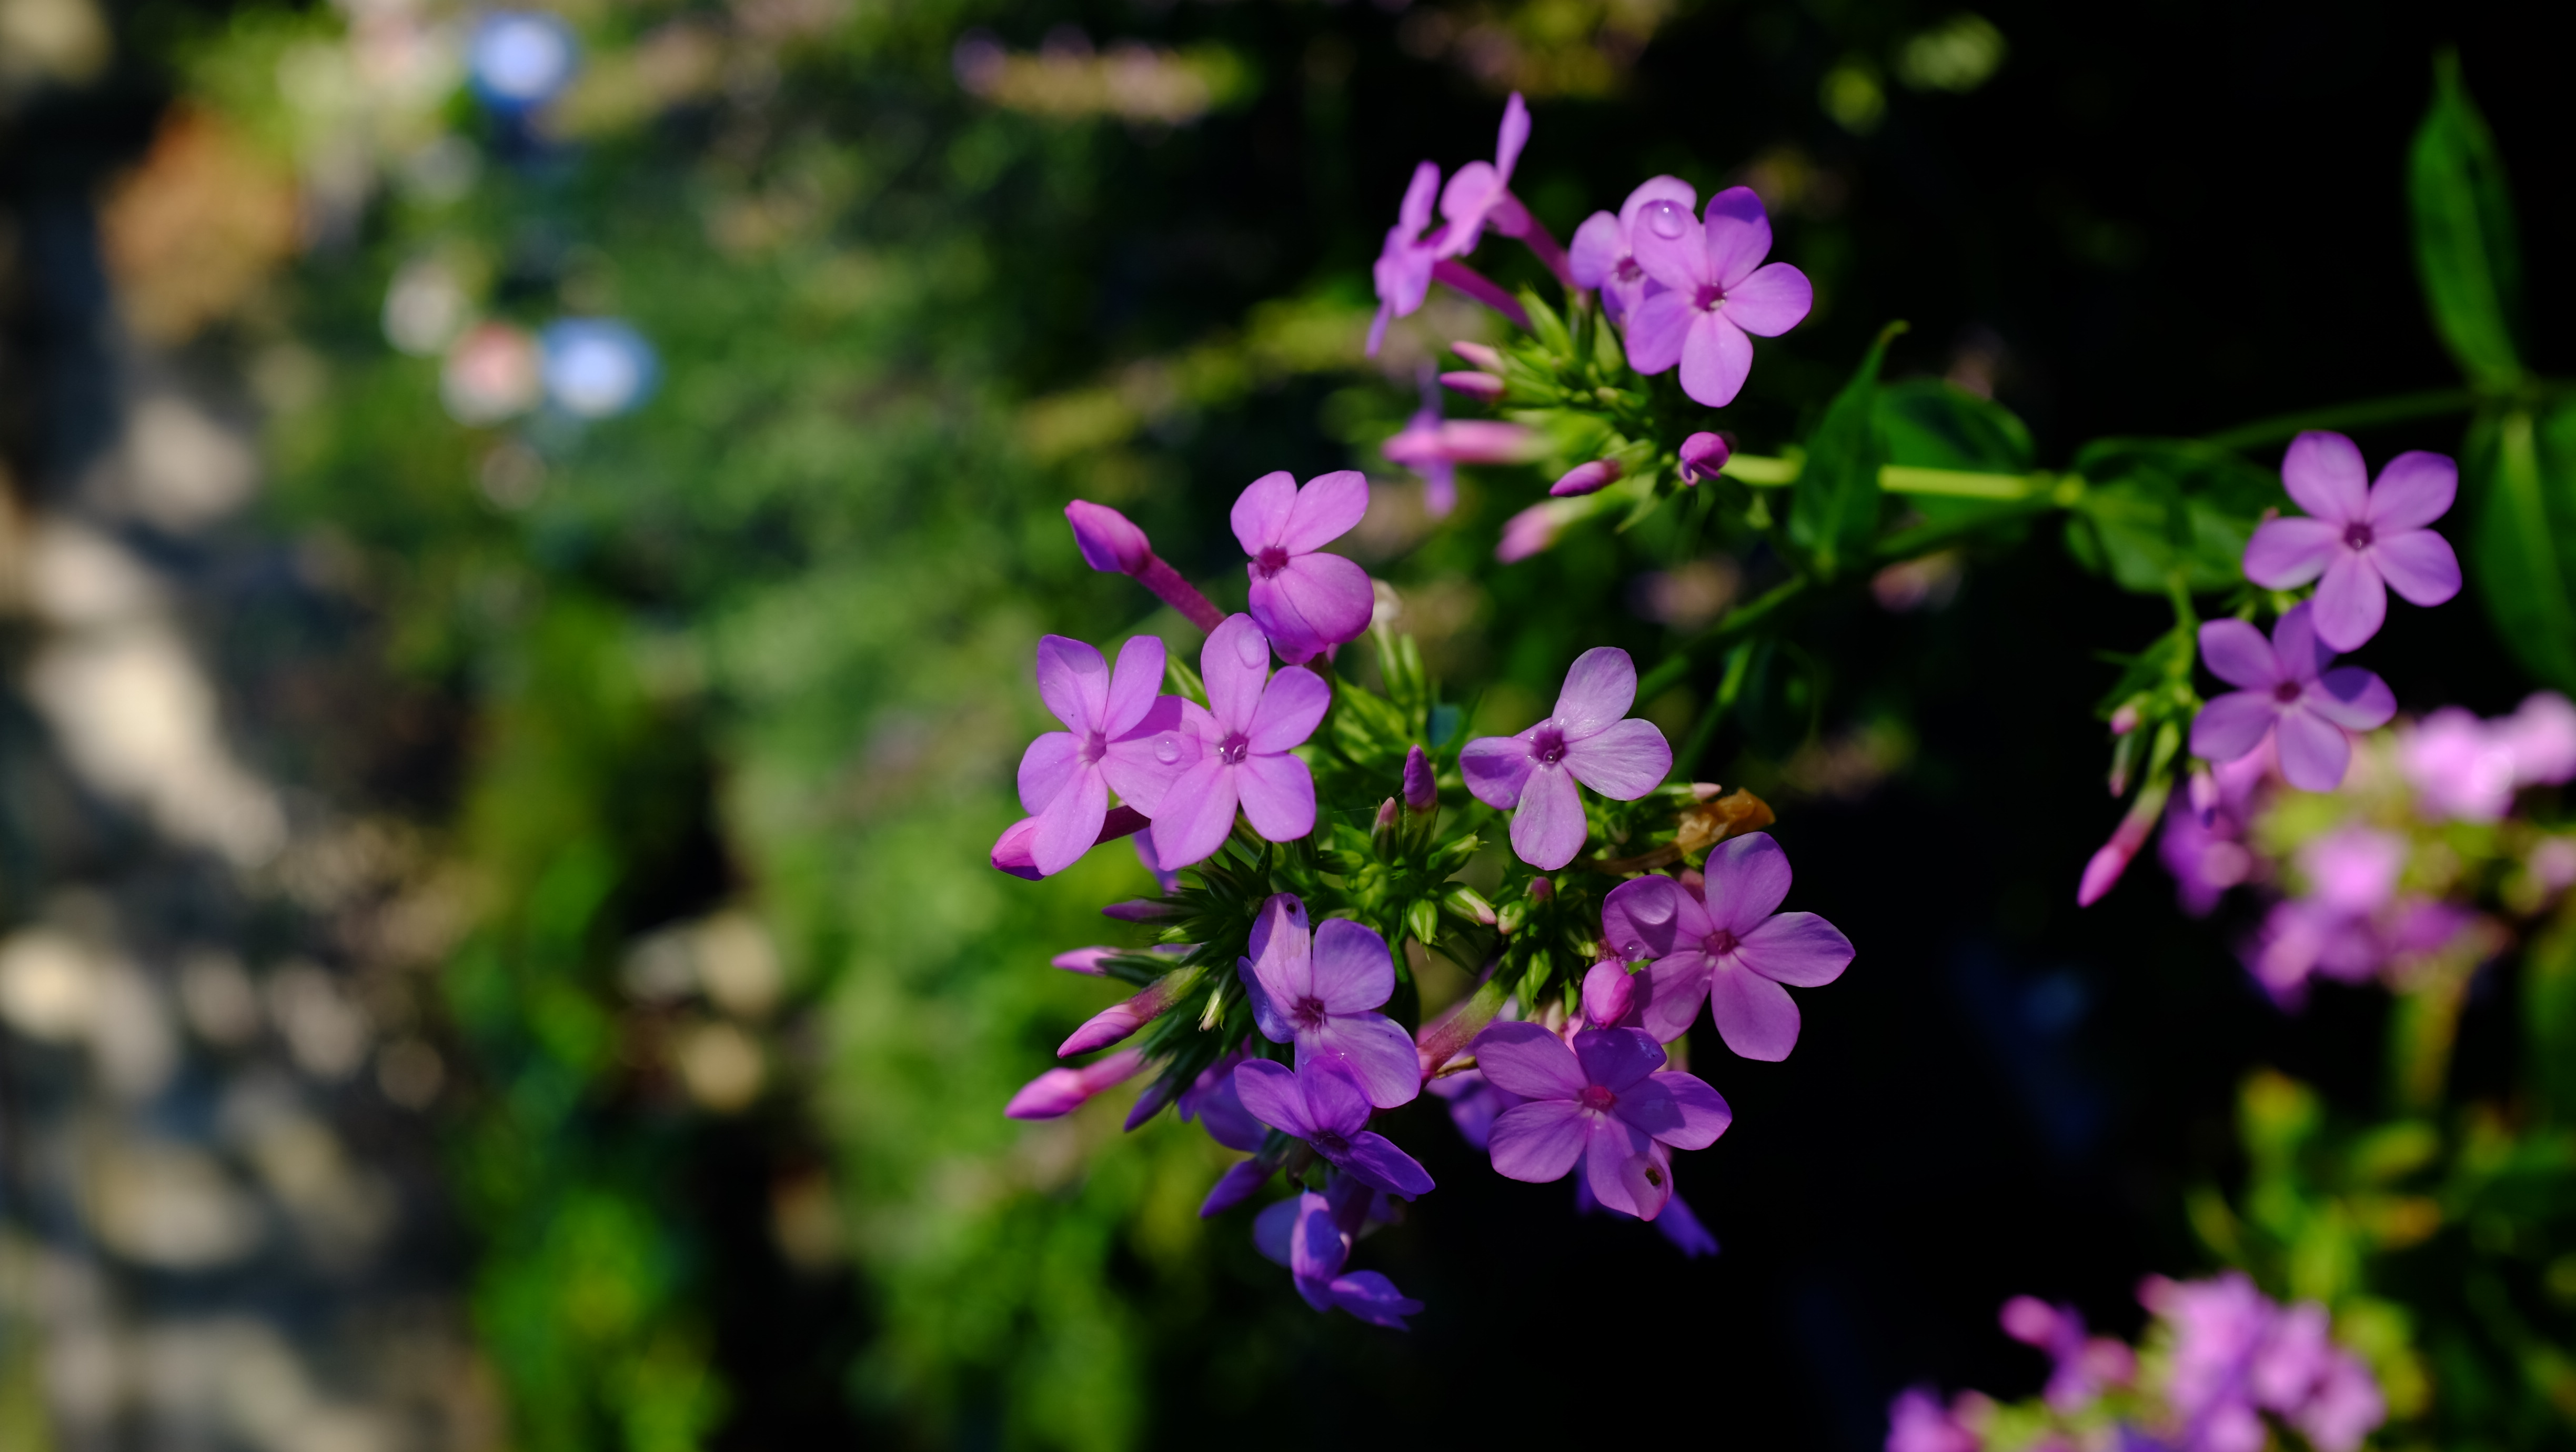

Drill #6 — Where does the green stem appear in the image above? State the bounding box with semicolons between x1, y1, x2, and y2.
2197;387;2479;452
1637;577;1808;701
1873;488;2073;561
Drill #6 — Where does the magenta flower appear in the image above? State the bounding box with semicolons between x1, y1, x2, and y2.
1239;893;1420;1108
2190;603;2396;792
1059;500;1229;631
1369;161;1446;357
1624;187;1814;407
1435;92;1531;259
1234;1057;1434;1195
1004;1047;1146;1120
1014;637;1201;878
1471;1022;1730;1220
1550;458;1623;498
1569;176;1696;322
2241;432;2461;652
1461;647;1674;870
1598;832;1855;1060
1253;1187;1424;1328
2157;796;2252;918
1678;431;1731;485
1402;743;1435;811
1057;966;1202;1057
1151;614;1329;871
1233;469;1374;665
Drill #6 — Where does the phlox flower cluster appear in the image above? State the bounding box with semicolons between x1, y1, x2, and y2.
1887;1272;2385;1452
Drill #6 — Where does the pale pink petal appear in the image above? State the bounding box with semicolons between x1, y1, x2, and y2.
2198;619;2285;690
2192;691;2281;763
1246;666;1331;753
1639;1071;1732;1148
2371;529;2461;606
2306;667;2396;730
1458;733;1534;809
1600;874;1710;961
2275;709;2353;792
1719;262;1812;336
2281;431;2369;523
1310;918;1396;1014
2270;602;2332;682
1736;911;1854;987
1568;211;1622;288
2365;450;2457;531
1552;646;1639;736
1631;953;1714;1042
2241;517;2342;589
1034;634;1109;733
1488;1100;1588;1183
1582;1113;1662;1217
1255;555;1374;664
1235;752;1317;843
1231;1057;1315;1139
1016;731;1081;815
1707;963;1801;1061
1508;764;1589;870
1704;831;1793;935
1150;757;1239;870
1471;1020;1588;1100
1563;718;1672;800
1098;696;1198;814
1306;1013;1421;1109
2311;552;2387;652
1623;289;1694;374
1230;469;1298;555
1200;613;1274;732
1678;312;1755;408
1028;766;1107;878
1279;470;1370;553
1701;186;1775;288
1246;892;1313;1004
1571;1026;1667;1093
1341;1130;1435;1196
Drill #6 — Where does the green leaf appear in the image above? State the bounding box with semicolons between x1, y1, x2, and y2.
2066;438;2285;595
1876;379;2034;472
1519;288;1573;358
1789;320;1905;580
2525;896;2576;1124
2408;49;2525;390
2468;406;2576;691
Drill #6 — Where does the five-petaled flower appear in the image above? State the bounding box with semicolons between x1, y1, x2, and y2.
1239;893;1421;1108
1253;1186;1425;1329
2189;602;2396;792
1233;470;1375;665
1471;1022;1732;1221
1598;832;1856;1060
1461;647;1673;870
1234;1056;1435;1195
1569;175;1696;322
1624;187;1814;408
1015;636;1199;878
2241;431;2461;652
1151;615;1330;871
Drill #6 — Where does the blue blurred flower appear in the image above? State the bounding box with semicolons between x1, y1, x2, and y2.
539;319;658;418
467;11;580;114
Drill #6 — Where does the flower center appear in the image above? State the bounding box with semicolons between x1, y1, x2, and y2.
1703;928;1739;957
1078;730;1108;766
2273;680;2303;705
1578;1084;1616;1112
1693;282;1725;313
1220;732;1251;766
1531;727;1568;766
1292;995;1329;1030
1614;257;1642;285
1253;545;1291;578
2343;521;2374;550
1313;1129;1349;1154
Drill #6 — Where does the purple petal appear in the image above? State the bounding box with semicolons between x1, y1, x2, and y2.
2307;667;2396;730
2282;431;2368;523
1493;91;1528;179
1252;1195;1297;1262
1305;1012;1422;1109
1571;1026;1667;1094
1246;666;1331;754
1280;470;1370;554
1230;470;1299;554
1293;1056;1376;1136
1701;186;1775;288
1028;767;1108;878
1629;207;1709;293
2371;529;2461;607
1458;734;1534;809
2311;552;2387;653
2366;450;2458;531
1639;1071;1733;1149
1325;1270;1422;1330
2275;709;2353;792
1471;1020;1587;1100
1287;1192;1348;1285
1618;175;1697;231
1600;874;1707;961
1059;998;1148;1057
1201;614;1273;734
1568;211;1622;288
1439;160;1500;232
1736;911;1854;987
1653;1192;1719;1256
1252;557;1374;666
1508;764;1589;870
1235;752;1317;843
1099;696;1199;814
1188;1073;1268;1153
2198;619;2284;690
1397;160;1439;235
1553;646;1639;737
1103;634;1168;738
1247;893;1314;1005
1034;634;1110;737
1310;918;1396;1014
2192;691;2282;764
1707;963;1802;1061
1240;959;1292;1043
1678;312;1755;408
1719;262;1811;337
2241;518;2341;589
1200;1159;1272;1219
1623;289;1694;375
1232;1058;1314;1138
1149;757;1239;871
2271;602;2331;682
1582;1114;1664;1218
1632;953;1715;1042
1487;1099;1588;1182
1016;731;1081;815
1582;961;1637;1026
1341;1130;1435;1196
1563;719;1672;800
1704;831;1793;935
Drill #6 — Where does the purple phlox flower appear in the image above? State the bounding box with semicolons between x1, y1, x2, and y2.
1239;893;1421;1108
1472;1021;1730;1220
1177;1044;1268;1152
2401;692;2576;821
1884;1386;1984;1452
1402;743;1436;812
1462;647;1674;869
2296;825;2406;919
1370;161;1446;357
2158;795;2252;918
991;805;1149;880
1598;832;1855;1060
1151;614;1328;871
1233;1056;1435;1195
2241;432;2461;652
2000;1296;2136;1415
2246;895;2475;1007
2143;1273;2384;1452
1435;91;1531;260
1581;959;1637;1027
2190;603;2396;792
1551;458;1624;498
1252;1187;1424;1328
1571;1171;1720;1256
1426;1066;1520;1150
1678;431;1731;485
1570;175;1696;323
1382;418;1543;469
1058;964;1203;1057
1233;470;1375;665
1004;1047;1147;1120
1015;636;1201;878
1624;186;1814;407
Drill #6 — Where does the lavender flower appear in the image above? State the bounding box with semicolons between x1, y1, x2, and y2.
1884;1387;1983;1452
1233;1058;1435;1195
1461;647;1673;869
1999;1296;2136;1414
1678;431;1732;485
1623;187;1814;408
2241;432;2461;652
1004;1048;1146;1119
2399;692;2576;820
2189;603;2394;792
1239;893;1421;1108
1550;459;1623;498
1381;418;1543;470
2157;796;2252;918
1569;176;1697;322
1435;92;1531;260
2144;1272;2383;1452
1253;1187;1425;1328
1403;744;1436;812
1014;637;1200;878
1471;1022;1731;1220
1370;162;1446;357
1151;615;1329;870
1232;470;1374;665
1598;833;1855;1060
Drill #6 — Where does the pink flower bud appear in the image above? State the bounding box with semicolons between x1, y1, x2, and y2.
1065;500;1153;574
1450;340;1506;372
1004;1048;1146;1119
1438;370;1505;402
1383;420;1541;468
2000;1295;2062;1346
1403;744;1436;811
1051;947;1115;975
1372;798;1399;841
1581;961;1635;1026
1677;431;1731;485
1060;1002;1153;1057
1550;459;1623;497
2109;703;2140;735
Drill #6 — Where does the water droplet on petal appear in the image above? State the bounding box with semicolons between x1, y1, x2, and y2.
1154;736;1180;764
1642;200;1689;239
1236;630;1271;669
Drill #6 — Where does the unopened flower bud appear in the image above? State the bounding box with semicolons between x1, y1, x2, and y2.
1403;744;1436;812
1051;947;1115;975
1065;500;1153;574
1688;781;1725;801
1496;898;1530;935
1057;967;1200;1057
1438;371;1506;403
1102;899;1180;922
1528;876;1555;902
1497;501;1568;563
2187;769;2220;821
1004;1048;1146;1119
1550;458;1624;498
1406;898;1442;946
1677;431;1731;485
1372;796;1400;843
1450;340;1506;372
1443;886;1498;927
2109;703;2140;736
1582;961;1635;1026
